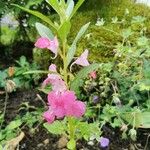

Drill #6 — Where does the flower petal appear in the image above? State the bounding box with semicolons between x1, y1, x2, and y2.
43;109;55;124
64;94;86;118
99;137;110;148
35;37;50;49
74;49;90;66
47;37;59;58
49;64;57;72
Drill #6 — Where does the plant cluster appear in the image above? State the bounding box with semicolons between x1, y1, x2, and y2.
0;56;40;92
81;11;150;141
0;0;150;150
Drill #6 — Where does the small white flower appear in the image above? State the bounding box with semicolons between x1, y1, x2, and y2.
95;18;105;26
111;16;118;24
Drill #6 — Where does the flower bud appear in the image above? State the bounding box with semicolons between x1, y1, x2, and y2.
5;80;16;93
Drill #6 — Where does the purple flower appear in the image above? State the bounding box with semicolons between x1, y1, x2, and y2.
92;95;99;103
99;137;109;148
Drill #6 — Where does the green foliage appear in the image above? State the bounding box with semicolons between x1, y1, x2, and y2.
0;56;40;90
0;0;53;48
11;0;150;145
12;4;57;30
67;139;76;150
44;120;67;135
0;118;22;145
70;63;100;94
14;56;41;89
0;26;19;46
0;103;43;145
66;22;90;66
43;118;101;149
76;122;100;141
141;112;150;128
68;0;150;62
35;22;54;39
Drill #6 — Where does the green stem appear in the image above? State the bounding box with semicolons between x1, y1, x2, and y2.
62;39;68;84
68;117;76;150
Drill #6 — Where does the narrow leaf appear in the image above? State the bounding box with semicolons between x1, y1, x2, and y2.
66;22;90;66
58;21;71;41
46;0;65;19
35;22;54;39
23;70;56;75
66;0;74;18
12;4;57;30
70;0;85;18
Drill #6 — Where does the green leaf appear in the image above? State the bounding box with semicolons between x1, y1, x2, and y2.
137;36;148;46
23;70;53;75
66;22;90;66
70;63;100;93
25;0;43;8
35;22;54;39
12;4;57;30
67;139;76;150
43;120;66;135
122;28;133;39
0;144;3;150
140;112;150;128
121;111;142;128
6;120;22;130
70;0;85;18
66;0;74;18
77;122;100;141
58;20;71;41
46;0;65;19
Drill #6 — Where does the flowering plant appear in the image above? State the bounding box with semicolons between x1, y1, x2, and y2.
13;0;102;149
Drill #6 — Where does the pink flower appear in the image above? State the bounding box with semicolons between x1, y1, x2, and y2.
35;37;59;58
48;91;74;118
35;37;50;49
48;92;66;118
47;90;86;119
65;101;86;118
42;64;67;93
43;108;55;123
89;71;97;79
48;64;57;72
47;37;59;58
72;49;90;67
51;79;67;93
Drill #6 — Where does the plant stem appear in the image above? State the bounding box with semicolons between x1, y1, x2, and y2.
0;91;8;130
62;39;68;85
68;117;76;150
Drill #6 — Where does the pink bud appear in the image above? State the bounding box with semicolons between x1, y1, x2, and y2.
89;71;97;79
49;64;57;72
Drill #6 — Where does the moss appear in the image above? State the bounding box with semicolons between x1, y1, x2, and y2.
68;0;150;62
33;0;150;68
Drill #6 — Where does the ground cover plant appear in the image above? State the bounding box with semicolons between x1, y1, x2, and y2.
0;0;150;150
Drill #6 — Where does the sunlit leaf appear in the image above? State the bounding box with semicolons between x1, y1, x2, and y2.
35;22;54;39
